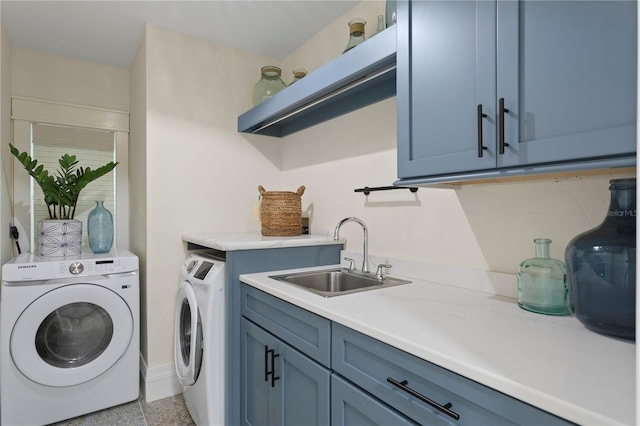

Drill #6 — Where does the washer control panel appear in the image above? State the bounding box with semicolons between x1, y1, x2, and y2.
181;253;225;284
1;250;139;282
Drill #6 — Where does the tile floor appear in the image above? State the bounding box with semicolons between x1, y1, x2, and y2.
51;393;195;426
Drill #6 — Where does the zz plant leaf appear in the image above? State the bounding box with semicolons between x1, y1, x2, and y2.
9;143;118;220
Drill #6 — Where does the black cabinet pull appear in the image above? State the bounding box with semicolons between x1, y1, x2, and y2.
387;377;460;421
264;345;269;382
264;345;280;388
270;351;280;387
498;98;510;154
477;104;488;157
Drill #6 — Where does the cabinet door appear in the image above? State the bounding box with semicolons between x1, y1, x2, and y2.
241;318;277;426
331;375;418;426
227;245;342;426
278;337;331;426
497;0;637;167
240;318;330;426
397;0;497;178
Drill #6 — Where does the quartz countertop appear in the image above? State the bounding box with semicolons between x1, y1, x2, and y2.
182;232;341;251
240;264;636;425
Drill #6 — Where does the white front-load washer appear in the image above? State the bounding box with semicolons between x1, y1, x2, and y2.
1;248;139;426
174;252;226;426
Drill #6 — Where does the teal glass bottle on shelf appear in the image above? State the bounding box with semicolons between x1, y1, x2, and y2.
517;239;571;316
343;18;366;53
252;66;286;106
87;200;114;253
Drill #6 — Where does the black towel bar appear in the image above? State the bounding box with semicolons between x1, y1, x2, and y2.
354;186;419;196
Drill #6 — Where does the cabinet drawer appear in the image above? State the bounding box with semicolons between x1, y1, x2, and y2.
332;323;572;425
241;284;331;367
331;374;418;426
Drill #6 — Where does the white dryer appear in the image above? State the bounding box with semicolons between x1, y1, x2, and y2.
174;252;226;426
1;249;139;426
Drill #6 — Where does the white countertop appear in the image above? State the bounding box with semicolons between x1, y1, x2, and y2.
240;264;636;425
182;232;341;251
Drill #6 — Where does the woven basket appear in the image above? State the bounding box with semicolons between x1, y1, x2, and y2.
259;185;305;236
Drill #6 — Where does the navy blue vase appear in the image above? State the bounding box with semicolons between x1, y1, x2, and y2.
565;178;636;340
87;201;113;254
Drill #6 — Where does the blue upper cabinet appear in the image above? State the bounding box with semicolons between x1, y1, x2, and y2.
396;0;637;185
396;0;497;177
238;26;397;137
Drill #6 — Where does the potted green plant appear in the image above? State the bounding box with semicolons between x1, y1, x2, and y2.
9;143;118;256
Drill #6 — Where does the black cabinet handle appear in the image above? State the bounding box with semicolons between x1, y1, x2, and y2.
270;351;280;388
477;104;488;157
387;377;460;421
264;345;269;382
264;345;280;388
498;98;510;154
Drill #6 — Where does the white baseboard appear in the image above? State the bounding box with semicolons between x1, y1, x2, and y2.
139;354;182;402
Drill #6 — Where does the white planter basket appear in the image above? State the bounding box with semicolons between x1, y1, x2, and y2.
38;219;83;257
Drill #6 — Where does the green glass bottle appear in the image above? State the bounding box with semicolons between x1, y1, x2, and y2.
517;239;571;315
252;66;286;106
343;18;366;53
373;15;385;37
289;68;308;86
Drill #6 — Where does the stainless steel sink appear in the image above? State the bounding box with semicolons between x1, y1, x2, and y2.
269;268;411;297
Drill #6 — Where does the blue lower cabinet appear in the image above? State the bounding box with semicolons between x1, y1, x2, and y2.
240;285;573;425
227;244;342;425
240;317;330;426
331;375;419;426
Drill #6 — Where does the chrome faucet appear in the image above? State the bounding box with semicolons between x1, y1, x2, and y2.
333;217;370;274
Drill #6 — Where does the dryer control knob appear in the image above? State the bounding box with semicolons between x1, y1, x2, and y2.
69;262;84;274
186;259;197;273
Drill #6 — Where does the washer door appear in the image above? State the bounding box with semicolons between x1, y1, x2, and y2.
10;283;133;387
174;281;203;386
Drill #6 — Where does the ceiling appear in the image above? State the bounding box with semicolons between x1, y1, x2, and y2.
1;1;360;69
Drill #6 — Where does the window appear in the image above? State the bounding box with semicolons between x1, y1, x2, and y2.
31;123;117;250
11;97;129;254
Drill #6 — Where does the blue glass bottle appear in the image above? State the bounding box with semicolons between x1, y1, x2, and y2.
566;178;636;340
87;201;113;253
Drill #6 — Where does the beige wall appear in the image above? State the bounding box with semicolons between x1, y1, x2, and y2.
140;24;282;368
11;46;129;111
0;22;13;266
130;28;149;361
